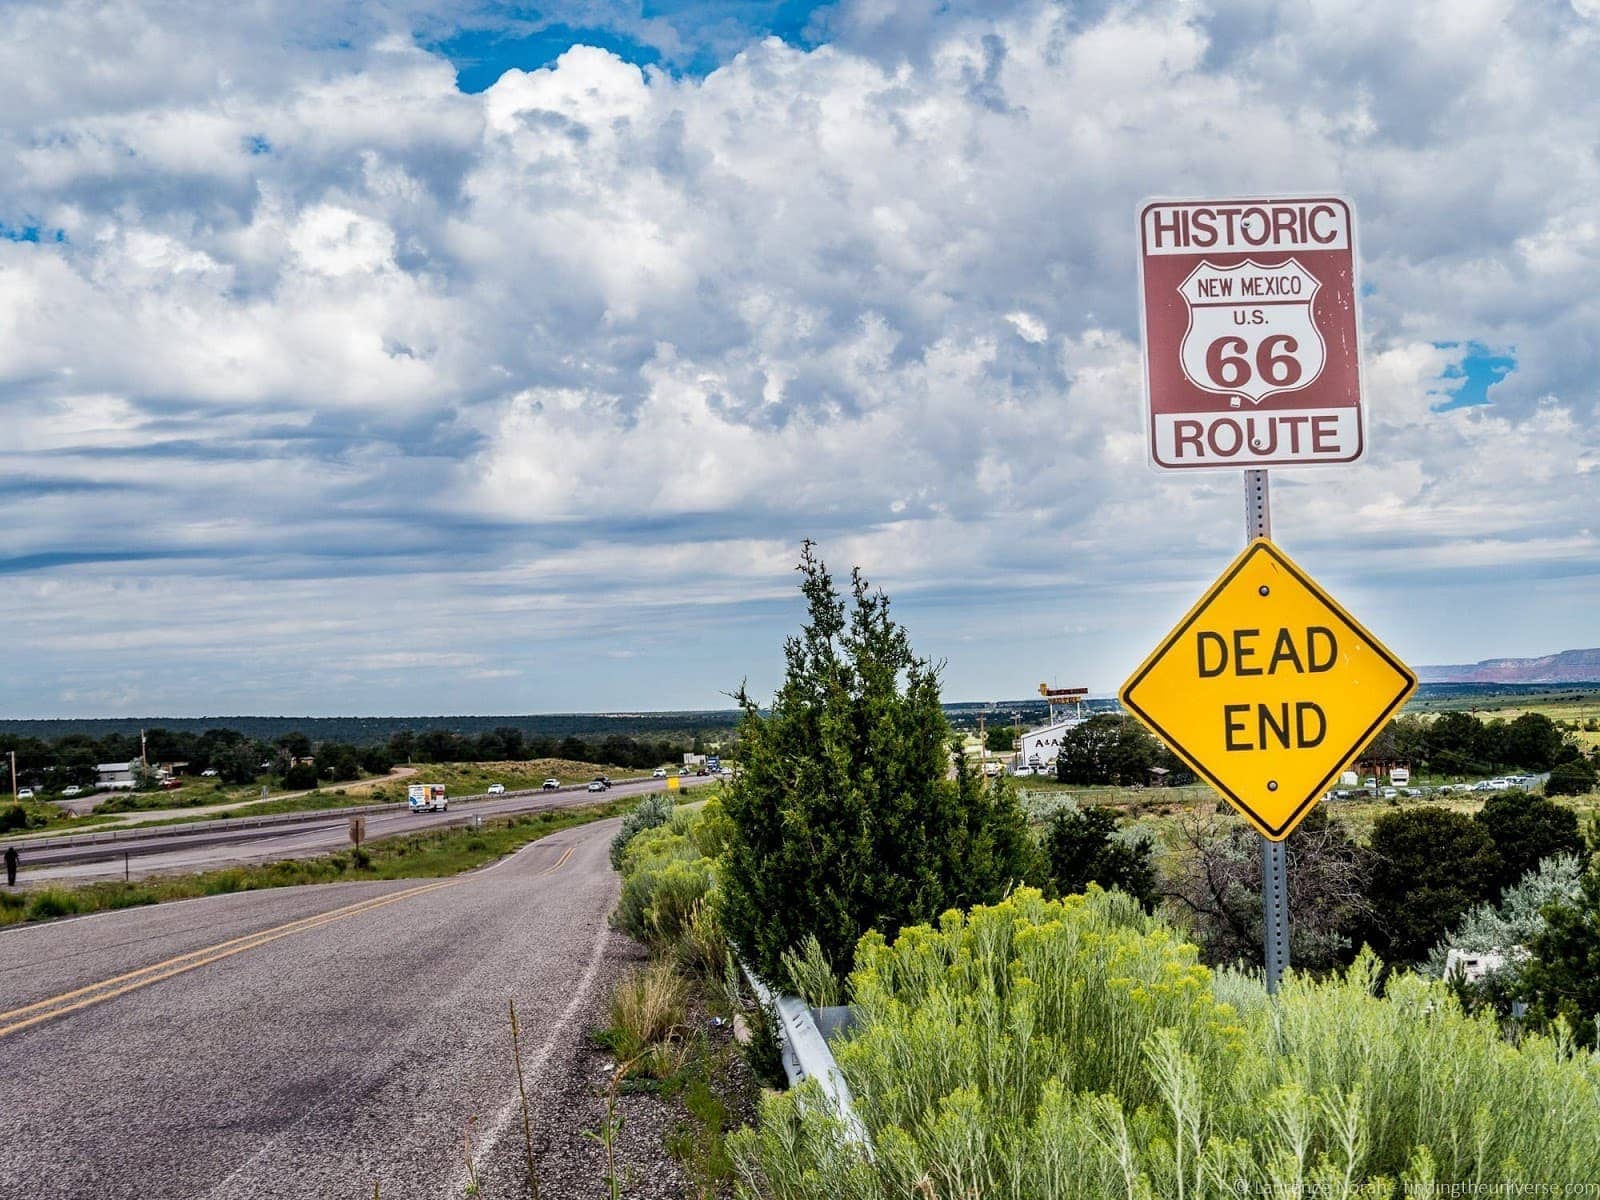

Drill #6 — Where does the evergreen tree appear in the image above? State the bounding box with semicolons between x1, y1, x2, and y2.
1546;758;1598;797
1364;807;1502;964
720;543;1035;986
1518;867;1600;1035
1474;791;1585;896
1055;715;1161;785
1042;805;1158;910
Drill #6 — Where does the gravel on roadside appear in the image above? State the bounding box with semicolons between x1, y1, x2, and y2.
473;928;761;1200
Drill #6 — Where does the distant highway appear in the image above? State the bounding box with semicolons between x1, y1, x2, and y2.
12;774;719;885
0;815;628;1199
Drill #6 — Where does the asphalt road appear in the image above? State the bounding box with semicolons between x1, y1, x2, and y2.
0;814;628;1199
14;774;717;885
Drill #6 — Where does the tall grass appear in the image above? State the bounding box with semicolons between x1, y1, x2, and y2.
605;961;689;1068
731;886;1600;1199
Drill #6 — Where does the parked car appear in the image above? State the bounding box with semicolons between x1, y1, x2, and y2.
61;785;83;797
1380;787;1398;799
486;783;505;795
159;778;183;790
586;780;606;793
16;788;34;800
652;767;667;778
200;768;219;777
542;778;560;790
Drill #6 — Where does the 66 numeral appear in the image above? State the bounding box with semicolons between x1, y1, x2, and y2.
1205;334;1303;389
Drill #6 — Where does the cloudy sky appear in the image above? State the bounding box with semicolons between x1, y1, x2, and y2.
2;0;1598;718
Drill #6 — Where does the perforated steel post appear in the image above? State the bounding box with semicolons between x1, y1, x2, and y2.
1245;468;1291;995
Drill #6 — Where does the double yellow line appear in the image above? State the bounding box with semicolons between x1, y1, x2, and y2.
0;842;578;1040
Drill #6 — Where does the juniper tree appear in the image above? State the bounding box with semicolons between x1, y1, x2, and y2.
720;542;1036;988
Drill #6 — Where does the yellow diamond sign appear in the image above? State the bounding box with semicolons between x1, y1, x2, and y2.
1119;538;1417;841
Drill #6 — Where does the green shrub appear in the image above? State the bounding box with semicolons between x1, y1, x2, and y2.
678;896;729;979
1546;758;1598;797
687;793;734;859
610;793;676;870
731;887;1600;1198
618;822;699;877
25;887;85;921
615;855;716;952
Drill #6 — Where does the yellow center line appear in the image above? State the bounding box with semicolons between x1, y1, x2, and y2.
539;846;575;874
0;834;581;1041
0;878;462;1040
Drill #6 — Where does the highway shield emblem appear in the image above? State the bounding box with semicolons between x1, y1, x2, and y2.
1178;259;1325;405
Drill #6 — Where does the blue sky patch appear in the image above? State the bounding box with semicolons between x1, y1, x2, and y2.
0;222;65;244
1433;341;1516;410
425;2;830;90
432;22;662;91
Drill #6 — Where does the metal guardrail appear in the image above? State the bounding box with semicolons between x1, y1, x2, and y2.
6;778;623;853
10;801;401;850
741;963;869;1148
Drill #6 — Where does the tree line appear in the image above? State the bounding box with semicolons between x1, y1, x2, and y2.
4;725;714;793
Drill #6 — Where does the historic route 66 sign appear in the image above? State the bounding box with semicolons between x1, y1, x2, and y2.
1138;197;1363;470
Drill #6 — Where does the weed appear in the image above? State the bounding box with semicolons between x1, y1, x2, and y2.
780;933;841;1008
508;998;543;1200
676;896;728;980
585;1058;637;1200
665;1072;734;1199
462;1116;480;1197
605;963;687;1065
24;887;83;920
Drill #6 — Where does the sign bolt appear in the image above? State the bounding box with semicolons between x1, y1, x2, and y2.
1267;780;1279;791
1258;585;1270;596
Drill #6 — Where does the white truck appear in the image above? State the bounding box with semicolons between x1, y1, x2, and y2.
407;783;448;813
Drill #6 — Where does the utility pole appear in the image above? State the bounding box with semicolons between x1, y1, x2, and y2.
8;750;15;799
140;728;148;768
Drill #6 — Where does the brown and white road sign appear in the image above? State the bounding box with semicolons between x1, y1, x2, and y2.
1119;539;1415;840
1138;197;1363;470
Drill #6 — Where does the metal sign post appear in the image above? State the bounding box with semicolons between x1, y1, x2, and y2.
1247;468;1289;994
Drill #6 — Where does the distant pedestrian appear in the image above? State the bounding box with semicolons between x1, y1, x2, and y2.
4;845;17;887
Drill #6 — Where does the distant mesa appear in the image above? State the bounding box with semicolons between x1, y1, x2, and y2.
1416;648;1600;684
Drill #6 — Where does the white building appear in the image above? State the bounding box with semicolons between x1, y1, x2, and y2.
1443;947;1515;985
96;762;138;791
1017;718;1086;771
